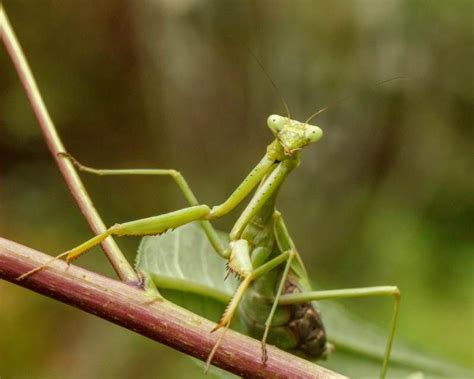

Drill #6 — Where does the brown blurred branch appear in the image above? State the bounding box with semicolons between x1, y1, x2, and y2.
0;4;138;283
0;238;345;379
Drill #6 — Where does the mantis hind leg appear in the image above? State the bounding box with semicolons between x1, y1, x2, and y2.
259;249;295;363
278;286;401;379
256;210;307;361
269;210;400;378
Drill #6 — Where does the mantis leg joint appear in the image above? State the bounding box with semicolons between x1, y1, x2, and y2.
168;169;181;178
393;286;401;300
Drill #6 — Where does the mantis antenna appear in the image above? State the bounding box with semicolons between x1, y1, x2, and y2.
245;46;292;120
305;76;407;124
221;31;291;119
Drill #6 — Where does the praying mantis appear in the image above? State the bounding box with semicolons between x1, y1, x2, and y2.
18;111;401;378
1;5;400;377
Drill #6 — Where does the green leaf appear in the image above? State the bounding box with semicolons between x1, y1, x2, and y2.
136;223;236;325
136;223;472;379
136;223;240;379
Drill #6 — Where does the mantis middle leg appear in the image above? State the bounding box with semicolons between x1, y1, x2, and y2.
57;152;226;257
18;152;277;278
272;210;400;379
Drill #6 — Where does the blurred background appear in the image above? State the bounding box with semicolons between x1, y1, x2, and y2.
1;0;472;378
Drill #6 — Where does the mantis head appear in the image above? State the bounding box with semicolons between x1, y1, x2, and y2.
267;114;323;154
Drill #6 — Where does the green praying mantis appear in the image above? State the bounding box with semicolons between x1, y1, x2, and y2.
2;4;399;375
18;108;401;377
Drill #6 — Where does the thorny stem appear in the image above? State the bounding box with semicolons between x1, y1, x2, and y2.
0;5;138;283
0;238;346;379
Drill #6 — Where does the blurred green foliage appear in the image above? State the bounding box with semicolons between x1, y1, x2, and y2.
1;1;472;378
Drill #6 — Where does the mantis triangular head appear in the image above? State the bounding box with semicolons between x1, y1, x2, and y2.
267;114;323;154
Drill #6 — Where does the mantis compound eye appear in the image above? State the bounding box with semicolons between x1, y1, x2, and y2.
304;124;323;143
267;114;286;134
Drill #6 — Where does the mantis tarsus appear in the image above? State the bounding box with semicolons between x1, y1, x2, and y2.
19;112;401;377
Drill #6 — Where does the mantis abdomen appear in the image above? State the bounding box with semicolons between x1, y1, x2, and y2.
239;261;329;358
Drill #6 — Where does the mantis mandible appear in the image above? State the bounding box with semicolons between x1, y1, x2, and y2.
19;106;401;377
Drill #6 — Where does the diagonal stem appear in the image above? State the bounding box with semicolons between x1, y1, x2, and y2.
0;5;138;283
0;237;346;379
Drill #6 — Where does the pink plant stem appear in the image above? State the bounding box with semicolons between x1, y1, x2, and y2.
0;238;346;379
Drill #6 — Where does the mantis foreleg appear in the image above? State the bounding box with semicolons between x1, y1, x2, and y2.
278;286;401;379
230;159;296;240
209;155;276;218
